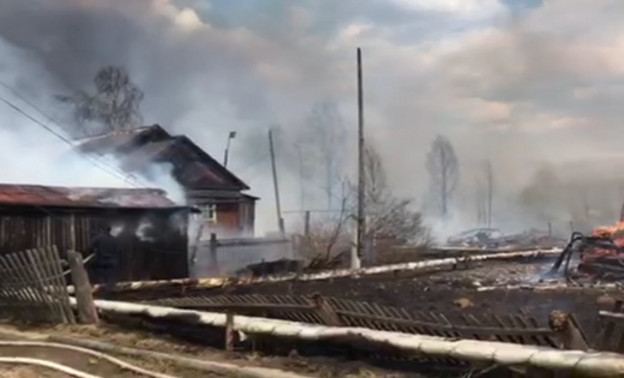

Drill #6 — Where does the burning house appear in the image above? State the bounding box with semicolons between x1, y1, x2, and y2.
76;125;258;238
0;184;195;282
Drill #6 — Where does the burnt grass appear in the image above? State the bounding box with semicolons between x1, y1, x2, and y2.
115;256;617;347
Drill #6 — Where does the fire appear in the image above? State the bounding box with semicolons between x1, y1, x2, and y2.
593;221;624;247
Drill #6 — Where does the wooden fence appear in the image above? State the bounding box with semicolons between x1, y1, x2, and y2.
144;294;563;349
0;246;75;324
598;299;624;352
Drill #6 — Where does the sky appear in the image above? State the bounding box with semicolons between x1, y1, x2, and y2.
0;0;624;236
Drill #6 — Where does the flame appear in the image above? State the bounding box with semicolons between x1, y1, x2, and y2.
593;221;624;236
593;221;624;247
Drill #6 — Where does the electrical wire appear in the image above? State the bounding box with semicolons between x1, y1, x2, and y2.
0;89;148;188
0;81;150;185
0;83;163;226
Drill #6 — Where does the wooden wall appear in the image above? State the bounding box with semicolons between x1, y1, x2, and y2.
0;206;190;282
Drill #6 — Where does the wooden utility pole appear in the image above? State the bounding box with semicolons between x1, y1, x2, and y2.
355;47;365;269
269;129;285;234
304;210;310;237
209;233;219;275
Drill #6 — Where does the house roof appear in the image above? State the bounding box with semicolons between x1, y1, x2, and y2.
76;125;250;191
0;184;186;210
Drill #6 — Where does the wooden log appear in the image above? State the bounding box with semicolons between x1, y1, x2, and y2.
67;247;564;295
78;298;624;377
67;251;99;324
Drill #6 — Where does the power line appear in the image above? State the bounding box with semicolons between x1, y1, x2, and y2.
0;83;158;228
0;82;149;188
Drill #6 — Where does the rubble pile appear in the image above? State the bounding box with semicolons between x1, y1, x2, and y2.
446;228;566;250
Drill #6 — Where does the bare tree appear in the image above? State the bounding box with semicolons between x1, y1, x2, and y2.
297;102;347;210
57;66;144;136
426;135;459;218
475;178;486;224
302;181;353;270
303;144;430;269
484;160;494;227
364;144;429;245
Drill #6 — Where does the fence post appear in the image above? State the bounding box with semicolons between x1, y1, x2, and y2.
309;294;342;326
225;311;235;351
209;233;219;276
67;250;99;324
549;311;588;350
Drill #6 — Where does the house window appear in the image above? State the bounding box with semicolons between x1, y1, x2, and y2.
201;204;217;223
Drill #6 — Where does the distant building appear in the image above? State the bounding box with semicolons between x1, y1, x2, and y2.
76;125;258;238
0;183;194;282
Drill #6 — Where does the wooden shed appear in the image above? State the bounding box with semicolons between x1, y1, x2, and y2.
0;184;196;282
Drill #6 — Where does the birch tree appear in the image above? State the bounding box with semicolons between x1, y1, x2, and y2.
426;135;459;218
297;102;347;210
57;66;144;136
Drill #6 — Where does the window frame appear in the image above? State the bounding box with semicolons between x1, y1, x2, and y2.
201;204;217;223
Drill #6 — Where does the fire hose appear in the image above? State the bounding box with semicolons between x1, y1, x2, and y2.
0;357;98;378
0;341;176;378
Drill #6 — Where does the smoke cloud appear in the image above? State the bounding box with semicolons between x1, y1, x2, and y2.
0;36;185;203
1;0;624;238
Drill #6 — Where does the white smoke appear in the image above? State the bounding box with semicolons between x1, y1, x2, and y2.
0;38;185;204
135;217;156;242
4;0;624;239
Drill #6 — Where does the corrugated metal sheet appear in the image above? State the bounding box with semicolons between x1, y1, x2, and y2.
0;184;177;209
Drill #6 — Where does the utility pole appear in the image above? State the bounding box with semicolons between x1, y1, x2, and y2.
269;128;285;235
355;47;365;269
304;210;310;237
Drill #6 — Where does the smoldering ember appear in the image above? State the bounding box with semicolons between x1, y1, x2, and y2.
1;2;624;377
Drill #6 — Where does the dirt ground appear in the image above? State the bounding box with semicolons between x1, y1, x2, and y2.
0;322;432;378
0;366;65;378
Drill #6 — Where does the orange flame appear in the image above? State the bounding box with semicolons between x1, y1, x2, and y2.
593;221;624;247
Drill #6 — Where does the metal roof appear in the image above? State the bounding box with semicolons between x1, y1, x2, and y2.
0;184;182;209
